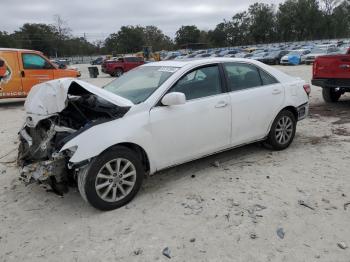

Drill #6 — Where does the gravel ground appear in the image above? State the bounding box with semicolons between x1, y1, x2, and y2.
0;64;349;262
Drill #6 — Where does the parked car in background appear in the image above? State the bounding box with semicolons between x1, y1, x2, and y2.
218;50;239;57
102;56;144;77
91;57;104;65
0;48;80;99
312;48;350;102
18;57;309;210
50;59;68;69
259;50;289;65
195;53;211;58
250;52;269;61
304;47;339;65
280;50;311;65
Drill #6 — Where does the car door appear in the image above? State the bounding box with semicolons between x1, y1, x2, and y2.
223;62;284;145
124;57;136;71
20;53;54;94
0;51;24;98
149;64;231;170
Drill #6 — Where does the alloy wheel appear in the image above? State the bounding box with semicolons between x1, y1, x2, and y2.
275;116;294;145
95;158;137;202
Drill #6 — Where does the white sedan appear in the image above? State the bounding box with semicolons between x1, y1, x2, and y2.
18;58;310;210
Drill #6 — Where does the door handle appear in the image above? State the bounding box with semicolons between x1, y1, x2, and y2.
215;101;228;108
339;64;350;69
272;89;282;95
20;71;25;77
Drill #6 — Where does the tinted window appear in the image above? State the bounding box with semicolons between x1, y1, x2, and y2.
224;63;262;91
259;69;279;85
22;54;52;69
170;65;222;100
125;57;140;62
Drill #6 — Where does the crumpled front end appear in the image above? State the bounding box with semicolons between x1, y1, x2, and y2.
17;78;131;194
18;118;78;193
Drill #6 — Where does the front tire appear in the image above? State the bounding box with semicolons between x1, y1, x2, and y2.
78;146;144;211
322;87;341;103
265;110;296;150
113;68;123;77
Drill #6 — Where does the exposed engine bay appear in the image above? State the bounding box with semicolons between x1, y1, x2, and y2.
17;79;130;194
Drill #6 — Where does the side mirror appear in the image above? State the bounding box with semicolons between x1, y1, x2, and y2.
161;92;186;106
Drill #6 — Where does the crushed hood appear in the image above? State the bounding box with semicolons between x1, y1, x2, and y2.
24;78;133;116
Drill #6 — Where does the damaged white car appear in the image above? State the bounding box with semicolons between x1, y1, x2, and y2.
18;58;310;210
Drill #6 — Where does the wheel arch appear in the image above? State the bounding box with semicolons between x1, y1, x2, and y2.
281;106;298;120
266;105;298;136
105;142;151;173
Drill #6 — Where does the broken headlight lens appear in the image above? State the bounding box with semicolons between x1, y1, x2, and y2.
64;145;78;158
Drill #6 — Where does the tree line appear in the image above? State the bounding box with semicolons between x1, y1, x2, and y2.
0;0;350;56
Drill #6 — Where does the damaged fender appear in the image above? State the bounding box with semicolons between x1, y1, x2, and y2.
60;110;156;173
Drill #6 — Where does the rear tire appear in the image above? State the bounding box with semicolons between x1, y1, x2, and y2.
265;110;296;151
77;146;144;211
322;87;341;103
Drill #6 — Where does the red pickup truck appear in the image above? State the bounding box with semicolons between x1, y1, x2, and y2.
312;48;350;102
102;56;144;77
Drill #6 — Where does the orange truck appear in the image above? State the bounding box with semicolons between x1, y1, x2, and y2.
0;48;80;98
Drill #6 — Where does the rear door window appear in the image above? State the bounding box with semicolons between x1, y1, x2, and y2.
223;63;262;91
259;69;279;85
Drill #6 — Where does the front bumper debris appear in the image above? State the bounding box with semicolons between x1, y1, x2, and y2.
19;154;66;184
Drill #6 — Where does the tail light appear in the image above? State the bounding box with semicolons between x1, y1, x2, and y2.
303;84;311;96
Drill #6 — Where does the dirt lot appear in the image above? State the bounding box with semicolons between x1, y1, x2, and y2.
0;64;350;262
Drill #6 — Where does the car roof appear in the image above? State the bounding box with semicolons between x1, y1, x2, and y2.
143;57;266;68
0;48;41;53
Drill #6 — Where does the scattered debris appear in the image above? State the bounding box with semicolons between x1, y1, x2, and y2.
227;198;240;208
298;200;315;210
254;204;267;212
324;206;337;210
224;213;230;221
189;238;196;243
250;233;257;239
344;202;350;210
0;148;17;160
212;161;220;168
332;127;350;137
342;193;346;197
337;242;348;250
162;247;171;259
133;248;143;255
266;175;270;179
191;174;196;178
276;228;285;239
321;198;330;204
183;194;205;215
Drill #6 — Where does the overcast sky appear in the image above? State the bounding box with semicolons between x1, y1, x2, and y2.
1;0;283;41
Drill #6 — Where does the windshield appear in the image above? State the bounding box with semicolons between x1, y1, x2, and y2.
104;66;178;104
